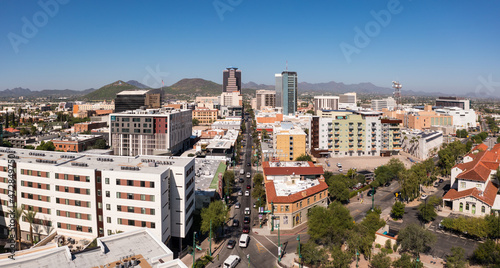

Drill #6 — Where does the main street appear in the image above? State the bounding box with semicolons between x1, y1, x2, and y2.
209;114;277;268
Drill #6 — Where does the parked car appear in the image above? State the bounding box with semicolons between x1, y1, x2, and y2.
421;194;428;199
235;202;241;209
238;191;243;196
247;184;251;190
439;178;444;183
384;182;391;187
227;240;236;249
239;178;244;183
232;219;239;227
338;168;343;172
434;181;439;187
244;207;251;215
243;216;250;224
247;163;251;167
242;225;250;233
337;163;342;167
245;191;250;196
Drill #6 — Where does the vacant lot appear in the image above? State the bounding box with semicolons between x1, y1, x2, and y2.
316;153;413;173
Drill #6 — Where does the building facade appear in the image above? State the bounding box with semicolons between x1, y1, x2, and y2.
275;71;298;115
52;135;104;153
110;108;192;156
192;107;218;125
313;96;339;112
371;97;396;111
222;67;241;93
0;148;195;246
273;124;306;161
436;96;470;110
256;90;276;110
115;90;162;113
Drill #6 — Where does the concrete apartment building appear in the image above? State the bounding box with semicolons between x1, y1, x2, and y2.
443;143;500;216
192;107;218;125
436;96;470;110
222;67;241;93
313;96;339;112
0;148;195;248
275;71;298;115
114;89;163;113
256;90;276;110
273;123;306;161
110;108;192;156
263;161;328;230
72;102;115;118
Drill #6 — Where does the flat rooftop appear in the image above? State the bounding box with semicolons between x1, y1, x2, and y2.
116;90;150;95
206;140;232;150
194;159;223;190
267;161;312;168
0;148;193;174
272;176;321;197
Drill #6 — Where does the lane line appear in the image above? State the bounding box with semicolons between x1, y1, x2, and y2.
251;234;277;258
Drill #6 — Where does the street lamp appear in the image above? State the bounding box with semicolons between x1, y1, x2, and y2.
297;235;302;268
415;257;420;268
192;232;196;268
356;249;359;268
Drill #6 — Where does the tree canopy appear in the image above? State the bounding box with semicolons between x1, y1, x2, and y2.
397;223;436;256
200;201;228;237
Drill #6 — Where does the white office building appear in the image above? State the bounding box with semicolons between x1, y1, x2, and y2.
371;97;396;111
313;96;339;112
435;107;477;130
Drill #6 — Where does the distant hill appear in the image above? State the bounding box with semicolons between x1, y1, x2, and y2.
0;87;96;99
242;82;274;90
83;80;139;100
126;80;150;89
164;78;221;96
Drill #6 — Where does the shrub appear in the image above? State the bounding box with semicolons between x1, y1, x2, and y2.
375;244;381;248
385;239;392;249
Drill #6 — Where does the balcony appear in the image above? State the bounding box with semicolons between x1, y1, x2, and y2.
393;131;400;135
357;148;363;151
334;137;339;140
357;143;363;147
393;147;402;150
335;131;340;135
334;126;339;130
371;142;376;146
335;148;340;152
371;132;376;135
371;147;377;151
349;148;354;151
349;137;354;141
349;143;353;146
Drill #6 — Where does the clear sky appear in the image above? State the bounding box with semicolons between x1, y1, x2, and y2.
1;0;499;95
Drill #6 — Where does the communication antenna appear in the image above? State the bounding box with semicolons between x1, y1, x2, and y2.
392;81;402;109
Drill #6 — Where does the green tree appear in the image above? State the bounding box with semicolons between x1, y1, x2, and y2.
397;223;436;257
306;110;314;115
465;140;473;152
223;170;235;196
392;253;423;268
391;201;405;219
300;241;328;267
329;246;353;268
472;239;500;266
23;209;37;245
93;139;107;149
418;200;437;222
497;136;500;144
446;246;468;268
200;201;228;238
253;173;264;185
328;179;349;203
295;154;312;161
10;207;24;250
307;202;354;246
370;252;391;268
36;141;55;151
192;118;200;126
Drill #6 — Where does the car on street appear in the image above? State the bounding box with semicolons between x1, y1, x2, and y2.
246;172;251;178
384;182;391;187
245;191;250;196
235;202;240;209
247;163;251;166
243;216;250;224
224;255;240;267
439;178;444;183
242;225;250;233
338;168;343;172
232;219;239;227
337;163;342;167
246;184;251;189
367;189;376;196
239;178;244;183
421;194;428;199
434;181;439;187
227;240;236;249
238;191;243;196
244;207;251;215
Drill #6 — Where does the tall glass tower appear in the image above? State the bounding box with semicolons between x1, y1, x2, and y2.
275;71;298;115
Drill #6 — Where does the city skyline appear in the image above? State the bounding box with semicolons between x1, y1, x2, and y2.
1;1;499;96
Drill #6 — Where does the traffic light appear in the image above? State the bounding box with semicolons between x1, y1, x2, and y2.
394;192;398;198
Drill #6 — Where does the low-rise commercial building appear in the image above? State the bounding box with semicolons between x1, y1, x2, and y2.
74;121;107;133
313;96;339;112
401;130;443;160
52;135;104;152
193;107;218;125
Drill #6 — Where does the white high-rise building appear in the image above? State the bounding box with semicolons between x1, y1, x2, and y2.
313;96;339;112
338;92;357;109
371;97;397;111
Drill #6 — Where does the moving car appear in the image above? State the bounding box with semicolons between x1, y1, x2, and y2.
240;169;245;175
246;184;251;190
244;207;251;215
239;178;244;183
245;191;250;196
227;240;236;249
242;225;250;233
247;163;251;166
239;234;250;248
238;191;243;196
246;172;251;178
232;219;239;227
243;216;250;224
384;182;391;187
439;178;444;183
223;255;240;267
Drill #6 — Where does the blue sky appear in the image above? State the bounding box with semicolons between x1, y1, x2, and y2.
1;0;499;95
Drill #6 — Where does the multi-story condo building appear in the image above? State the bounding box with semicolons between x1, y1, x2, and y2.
275;71;298;115
109;108;192;156
0;148;195;248
256;90;276;110
273;123;306;161
222;67;242;93
114;89;163;113
263;161;328;230
371;97;396;111
192;107;218;125
436;96;470;110
311;111;402;157
443;143;500;216
220;92;242;107
313;96;339;112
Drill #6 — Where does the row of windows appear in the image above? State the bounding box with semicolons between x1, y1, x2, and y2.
56;197;91;208
116;205;155;215
274;191;326;212
55;173;91;182
20;169;49;178
116;179;155;188
21;192;50;202
22;204;51;214
116;192;155;201
21;180;50;190
117;218;155;228
55;185;91;195
118;117;152;123
23;217;51;226
56;210;91;220
57;222;92;233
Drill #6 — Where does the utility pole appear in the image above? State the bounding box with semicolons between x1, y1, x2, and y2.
247;254;250;267
371;186;375;211
209;220;212;257
297;235;302;268
278;223;282;262
192;232;196;268
270;202;274;231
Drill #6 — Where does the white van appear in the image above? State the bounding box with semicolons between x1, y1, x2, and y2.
224;255;241;268
240;169;245;175
239;234;249;248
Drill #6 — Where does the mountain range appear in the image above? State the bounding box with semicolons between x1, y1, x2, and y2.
1;79;489;100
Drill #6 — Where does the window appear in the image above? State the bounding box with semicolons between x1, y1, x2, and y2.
108;230;112;235
127;180;133;186
150;182;155;188
151;222;155;229
117;205;122;211
141;208;146;214
74;175;80;181
482;206;485;213
140;194;146;201
116;192;121;198
75;200;81;206
140;181;145;187
64;186;69;193
105;178;109;184
116;179;120;185
64;174;68;180
150;209;155;215
118;218;122;224
106;191;110;197
107;217;111;223
128;193;133;200
460;182;466;189
128;206;134;213
466;203;469;210
98;202;102;209
142;221;147;227
285;205;289;212
75;188;80;194
97;190;101;196
128;220;134;226
106;204;110;210
76;213;81;219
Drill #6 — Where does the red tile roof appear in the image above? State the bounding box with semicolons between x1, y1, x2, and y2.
443;180;498;206
471;143;488;152
265;179;329;204
4;127;19;133
454;150;500;182
262;161;324;176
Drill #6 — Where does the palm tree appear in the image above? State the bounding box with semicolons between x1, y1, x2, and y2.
23;209;37;246
10;207;23;250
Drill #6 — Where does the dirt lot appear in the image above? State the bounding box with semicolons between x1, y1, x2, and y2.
316;153;414;173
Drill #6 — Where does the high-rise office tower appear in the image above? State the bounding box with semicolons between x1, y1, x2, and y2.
115;89;163;113
222;67;241;93
275;71;298;115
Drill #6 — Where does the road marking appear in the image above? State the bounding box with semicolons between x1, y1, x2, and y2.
251;234;277;258
256;242;266;253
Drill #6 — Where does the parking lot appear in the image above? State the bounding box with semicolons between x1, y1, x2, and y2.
316;154;414;173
